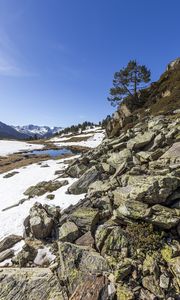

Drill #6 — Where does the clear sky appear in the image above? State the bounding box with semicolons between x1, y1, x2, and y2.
0;0;179;127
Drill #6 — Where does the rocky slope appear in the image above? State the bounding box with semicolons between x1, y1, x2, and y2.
0;60;180;300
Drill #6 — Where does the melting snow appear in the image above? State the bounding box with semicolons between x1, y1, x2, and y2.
0;140;43;157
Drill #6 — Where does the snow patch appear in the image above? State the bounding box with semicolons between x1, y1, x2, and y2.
0;140;43;157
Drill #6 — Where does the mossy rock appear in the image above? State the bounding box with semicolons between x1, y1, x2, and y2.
116;284;134;300
69;207;99;233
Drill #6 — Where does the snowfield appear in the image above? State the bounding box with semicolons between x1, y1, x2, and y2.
0;140;43;156
0;157;85;240
54;131;105;148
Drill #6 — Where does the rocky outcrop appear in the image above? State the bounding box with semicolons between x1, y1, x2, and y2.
24;180;68;198
24;202;60;239
68;166;100;194
0;268;68;300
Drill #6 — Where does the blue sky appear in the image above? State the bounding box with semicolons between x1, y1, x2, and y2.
0;0;179;127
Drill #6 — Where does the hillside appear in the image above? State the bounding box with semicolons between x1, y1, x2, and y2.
0;59;179;299
0;121;29;140
106;58;180;137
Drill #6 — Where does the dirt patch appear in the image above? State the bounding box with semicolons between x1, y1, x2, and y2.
0;154;49;174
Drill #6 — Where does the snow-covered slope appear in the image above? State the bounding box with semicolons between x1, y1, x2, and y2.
13;124;62;138
0;140;43;156
0;157;84;240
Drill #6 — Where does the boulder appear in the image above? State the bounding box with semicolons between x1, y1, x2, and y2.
146;204;180;229
75;231;95;247
0;235;22;252
127;132;154;150
142;275;164;298
107;149;132;169
114;199;150;221
69;276;109;300
160;142;180;160
58;242;109;293
100;227;129;258
59;221;79;242
142;253;159;276
66;163;88;178
95;222;115;252
68;166;100;194
69;207;99;233
114;200;180;230
24;180;68;197
28;203;54;239
0;268;67;300
113;175;180;204
88;180;113;195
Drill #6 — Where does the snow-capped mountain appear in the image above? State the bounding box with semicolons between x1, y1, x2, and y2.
0;121;29;140
13;124;62;138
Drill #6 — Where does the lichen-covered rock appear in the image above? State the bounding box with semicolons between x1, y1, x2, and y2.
28;203;54;239
107;149;132;169
114;199;150;220
68;166;100;194
69;207;99;233
75;231;94;247
142;275;164;298
59;221;79;242
66;162;88;178
88;180;112;195
0;268;68;300
95;222;115;252
127;131;154;150
58;242;109;293
147;204;180;229
113;175;180;204
69;276;109;300
114;201;180;229
101;227;129;258
161;142;180;159
116;284;134;300
142;253;159;276
24;180;68;197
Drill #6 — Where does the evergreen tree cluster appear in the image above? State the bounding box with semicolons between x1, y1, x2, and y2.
55;121;96;136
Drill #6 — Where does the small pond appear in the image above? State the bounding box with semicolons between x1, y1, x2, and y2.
27;148;74;157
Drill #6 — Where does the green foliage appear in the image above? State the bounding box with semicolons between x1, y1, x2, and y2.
101;115;111;128
108;60;151;106
126;222;164;258
54;121;96;136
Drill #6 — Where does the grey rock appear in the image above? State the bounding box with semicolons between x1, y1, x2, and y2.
69;207;99;233
28;203;54;239
59;221;79;242
0;268;67;300
68;166;100;194
24;180;68;197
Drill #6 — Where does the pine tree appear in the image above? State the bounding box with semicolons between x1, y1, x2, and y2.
108;60;151;106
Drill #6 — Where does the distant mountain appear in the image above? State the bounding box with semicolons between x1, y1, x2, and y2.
0;121;29;140
13;124;62;138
